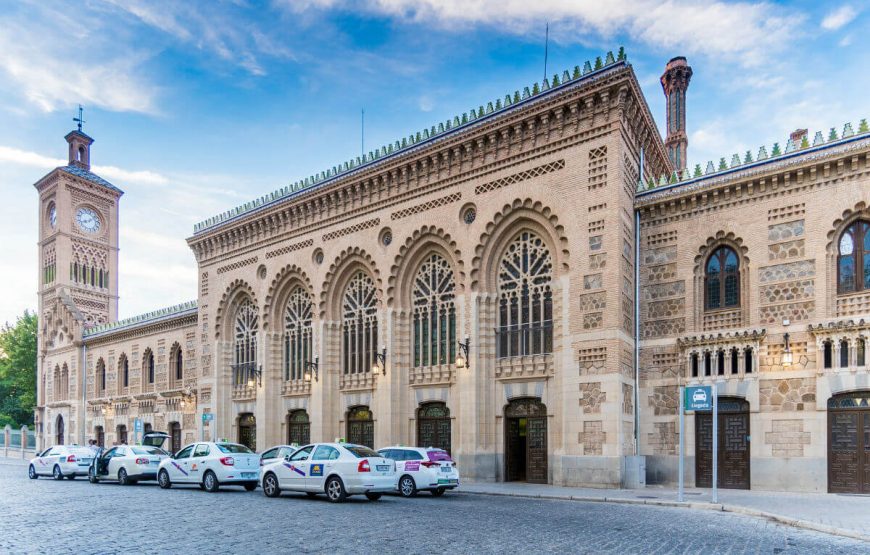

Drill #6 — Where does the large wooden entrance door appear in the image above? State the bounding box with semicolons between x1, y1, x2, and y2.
287;410;310;446
238;413;256;450
417;402;451;453
169;422;181;452
56;415;64;445
504;398;548;484
347;406;374;448
828;391;870;493
695;397;750;489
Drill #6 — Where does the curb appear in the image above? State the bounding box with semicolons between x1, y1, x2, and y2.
458;489;870;543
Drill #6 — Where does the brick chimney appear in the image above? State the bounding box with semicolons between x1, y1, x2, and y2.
661;56;693;172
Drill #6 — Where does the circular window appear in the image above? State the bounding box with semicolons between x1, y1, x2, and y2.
257;265;267;280
313;248;325;265
379;228;393;247
460;203;477;225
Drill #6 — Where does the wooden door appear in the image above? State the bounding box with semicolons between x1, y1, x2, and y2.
828;392;870;493
695;398;750;489
417;403;451;453
526;416;548;484
347;406;374;448
287;410;311;446
504;398;547;483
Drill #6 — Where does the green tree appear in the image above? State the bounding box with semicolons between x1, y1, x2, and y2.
0;311;37;427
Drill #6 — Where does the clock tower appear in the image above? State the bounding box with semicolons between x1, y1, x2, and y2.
35;126;123;331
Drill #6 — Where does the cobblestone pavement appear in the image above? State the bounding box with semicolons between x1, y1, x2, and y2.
0;460;866;554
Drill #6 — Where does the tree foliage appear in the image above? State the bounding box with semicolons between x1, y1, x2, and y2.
0;311;37;427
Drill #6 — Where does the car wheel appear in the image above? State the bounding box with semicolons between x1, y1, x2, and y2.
365;492;382;501
53;465;64;481
399;475;417;498
203;471;219;493
158;470;171;489
325;477;346;503
118;468;130;485
431;487;446;497
88;466;99;484
28;465;37;480
262;474;280;498
244;482;257;492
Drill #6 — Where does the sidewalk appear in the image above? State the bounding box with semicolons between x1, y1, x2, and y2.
460;481;870;542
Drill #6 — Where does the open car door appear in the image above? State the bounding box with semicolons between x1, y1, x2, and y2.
142;432;170;449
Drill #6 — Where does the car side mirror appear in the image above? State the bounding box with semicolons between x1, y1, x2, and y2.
284;454;292;461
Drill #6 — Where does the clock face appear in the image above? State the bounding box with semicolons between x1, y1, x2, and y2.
75;207;101;233
48;204;56;229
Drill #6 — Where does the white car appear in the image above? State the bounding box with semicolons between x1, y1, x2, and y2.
157;441;260;492
377;446;460;497
258;444;298;468
260;442;396;502
88;433;171;485
29;445;95;480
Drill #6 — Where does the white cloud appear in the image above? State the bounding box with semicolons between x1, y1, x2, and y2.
0;4;159;114
418;95;435;112
92;165;170;187
0;146;64;170
328;0;804;67
822;5;859;30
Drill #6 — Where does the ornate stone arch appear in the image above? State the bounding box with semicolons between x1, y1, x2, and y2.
320;247;382;320
388;226;465;308
264;264;315;331
215;278;258;340
471;198;569;292
692;231;750;330
826;201;870;316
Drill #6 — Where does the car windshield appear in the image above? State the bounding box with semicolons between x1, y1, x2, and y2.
131;446;167;456
426;450;453;462
216;443;253;454
344;445;380;458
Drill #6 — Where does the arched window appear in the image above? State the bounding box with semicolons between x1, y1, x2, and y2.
61;364;69;399
412;254;456;367
859;338;866;367
143;348;155;385
691;353;699;377
730;347;740;374
287;410;310;446
53;365;61;401
705;246;740;310
56;415;64;445
169;343;183;386
823;340;833;369
838;220;870;294
97;358;106;395
497;231;553;358
744;348;753;373
704;351;712;376
840;339;850;368
284;287;313;381
342;272;378;375
717;350;725;375
233;299;258;386
118;354;129;392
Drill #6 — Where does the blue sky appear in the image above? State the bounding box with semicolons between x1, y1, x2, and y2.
1;0;867;325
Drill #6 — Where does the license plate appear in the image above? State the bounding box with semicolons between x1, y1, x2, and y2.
241;472;257;479
376;465;390;472
438;478;458;485
441;466;451;473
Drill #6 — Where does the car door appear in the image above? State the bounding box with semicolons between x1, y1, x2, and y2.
280;445;313;491
168;445;194;483
307;445;340;492
35;448;53;475
188;443;211;482
108;447;127;479
97;447;117;477
259;447;279;469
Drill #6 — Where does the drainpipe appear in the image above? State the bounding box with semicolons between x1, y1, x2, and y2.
633;148;643;456
80;342;87;445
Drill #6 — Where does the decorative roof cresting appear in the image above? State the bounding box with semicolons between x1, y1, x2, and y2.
192;48;628;235
83;300;197;337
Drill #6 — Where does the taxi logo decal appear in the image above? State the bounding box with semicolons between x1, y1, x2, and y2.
405;461;420;471
310;464;323;477
283;463;305;476
171;461;189;476
191;464;198;471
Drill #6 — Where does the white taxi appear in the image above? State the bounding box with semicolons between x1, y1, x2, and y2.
260;442;396;502
88;433;171;485
29;445;95;480
157;441;260;492
377;446;460;497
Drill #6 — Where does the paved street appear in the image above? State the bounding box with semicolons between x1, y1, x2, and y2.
0;460;866;554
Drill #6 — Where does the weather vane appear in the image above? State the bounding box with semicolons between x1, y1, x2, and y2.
73;104;85;132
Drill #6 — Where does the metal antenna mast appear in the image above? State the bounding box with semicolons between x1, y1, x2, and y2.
361;108;365;158
543;22;549;81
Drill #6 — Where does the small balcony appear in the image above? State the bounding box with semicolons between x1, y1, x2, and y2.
231;362;259;401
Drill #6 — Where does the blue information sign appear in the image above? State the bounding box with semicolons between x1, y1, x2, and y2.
134;418;142;432
201;413;214;422
685;385;713;411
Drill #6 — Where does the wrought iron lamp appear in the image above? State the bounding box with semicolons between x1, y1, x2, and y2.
246;364;263;387
782;332;793;367
371;346;387;375
180;386;196;409
456;335;471;369
304;356;320;382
